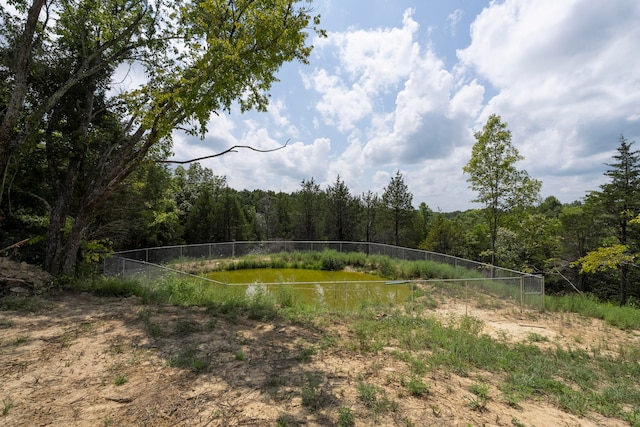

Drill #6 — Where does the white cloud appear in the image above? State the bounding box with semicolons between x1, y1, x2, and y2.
456;0;640;203
323;135;366;190
447;9;463;36
307;8;485;173
306;69;373;132
448;80;484;119
171;1;640;210
268;99;299;139
305;9;421;132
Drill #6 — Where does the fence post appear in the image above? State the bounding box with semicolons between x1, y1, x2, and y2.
520;276;525;313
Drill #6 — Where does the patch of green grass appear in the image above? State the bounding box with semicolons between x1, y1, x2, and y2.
275;414;298;427
0;296;50;312
356;380;398;421
392;351;428;376
76;277;141;297
526;332;548;343
167;346;210;373
337;406;356;427
354;319;386;353
546;294;640;330
106;343;125;355
137;309;164;338
319;333;339;350
296;345;317;363
13;335;29;346
402;376;430;397
173;319;199;336
350;308;640;423
2;399;14;417
300;372;334;411
469;382;490;400
467;380;490;412
246;288;279;321
114;375;127;386
275;284;295;308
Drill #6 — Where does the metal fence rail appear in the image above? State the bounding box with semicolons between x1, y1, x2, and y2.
104;240;544;310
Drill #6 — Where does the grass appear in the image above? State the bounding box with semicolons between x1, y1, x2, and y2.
546;293;640;330
301;372;333;411
167;346;210;373
356;379;398;422
0;295;51;312
70;250;640;425
337;406;355;427
402;376;430;397
2;399;14;417
13;336;29;346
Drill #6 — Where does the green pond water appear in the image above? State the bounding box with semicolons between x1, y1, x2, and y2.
204;268;413;310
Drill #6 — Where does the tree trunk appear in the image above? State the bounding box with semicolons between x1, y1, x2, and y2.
59;210;92;276
0;0;47;204
44;197;70;276
619;261;628;306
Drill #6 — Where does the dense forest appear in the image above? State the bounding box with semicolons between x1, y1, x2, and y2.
3;133;640;305
1;1;640;306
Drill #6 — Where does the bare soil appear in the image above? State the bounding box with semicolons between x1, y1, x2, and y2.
1;288;638;427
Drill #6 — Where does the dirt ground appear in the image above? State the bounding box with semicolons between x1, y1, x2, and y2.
1;289;639;427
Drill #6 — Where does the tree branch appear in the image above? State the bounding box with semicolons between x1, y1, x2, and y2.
158;140;290;165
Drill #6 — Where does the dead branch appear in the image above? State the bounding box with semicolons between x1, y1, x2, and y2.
1;238;30;254
157;140;289;165
105;396;136;403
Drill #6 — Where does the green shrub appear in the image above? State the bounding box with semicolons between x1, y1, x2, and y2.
337;406;355;427
320;250;346;271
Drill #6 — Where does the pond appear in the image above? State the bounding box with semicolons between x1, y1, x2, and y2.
204;268;413;311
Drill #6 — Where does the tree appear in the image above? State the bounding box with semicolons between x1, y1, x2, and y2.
93;162;183;250
419;214;465;257
360;190;379;243
411;202;433;247
294;178;323;240
577;135;640;304
381;171;414;246
326;175;355;241
172;164;219;225
1;0;321;275
274;192;294;240
463;114;541;266
538;195;563;218
557;203;605;293
504;213;560;273
184;185;218;244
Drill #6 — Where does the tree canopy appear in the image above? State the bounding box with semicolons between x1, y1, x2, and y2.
575;136;640;304
463;114;541;266
0;0;322;274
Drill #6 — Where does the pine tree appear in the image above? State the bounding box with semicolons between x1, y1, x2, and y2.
381;171;414;246
588;135;640;304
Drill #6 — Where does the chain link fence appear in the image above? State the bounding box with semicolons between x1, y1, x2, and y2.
103;241;544;310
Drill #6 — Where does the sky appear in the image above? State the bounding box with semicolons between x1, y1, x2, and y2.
169;0;640;212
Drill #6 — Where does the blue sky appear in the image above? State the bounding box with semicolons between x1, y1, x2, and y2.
170;0;640;212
